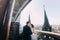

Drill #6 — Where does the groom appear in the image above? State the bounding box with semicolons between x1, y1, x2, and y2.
23;21;32;40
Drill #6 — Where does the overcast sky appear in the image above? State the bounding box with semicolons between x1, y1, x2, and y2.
17;0;60;26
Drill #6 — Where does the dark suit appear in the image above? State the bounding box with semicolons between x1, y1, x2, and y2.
23;25;32;40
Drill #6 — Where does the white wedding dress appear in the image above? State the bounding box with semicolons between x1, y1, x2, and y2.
31;28;38;40
31;33;38;40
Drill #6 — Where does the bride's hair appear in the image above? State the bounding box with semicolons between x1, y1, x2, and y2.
31;24;34;28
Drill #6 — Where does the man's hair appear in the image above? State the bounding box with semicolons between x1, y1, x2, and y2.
26;21;30;25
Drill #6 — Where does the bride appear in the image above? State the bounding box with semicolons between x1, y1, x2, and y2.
30;24;38;40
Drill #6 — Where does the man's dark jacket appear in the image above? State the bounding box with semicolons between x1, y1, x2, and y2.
23;25;32;40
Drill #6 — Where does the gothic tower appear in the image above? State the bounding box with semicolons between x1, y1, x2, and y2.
42;6;52;32
28;14;31;23
38;5;52;40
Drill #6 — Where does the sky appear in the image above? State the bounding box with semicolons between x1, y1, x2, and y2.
17;0;60;26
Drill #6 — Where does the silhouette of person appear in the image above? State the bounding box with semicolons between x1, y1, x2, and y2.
23;21;32;40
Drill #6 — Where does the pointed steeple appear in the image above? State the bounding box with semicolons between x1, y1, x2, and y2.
38;5;52;40
28;14;31;23
42;5;52;32
43;5;50;27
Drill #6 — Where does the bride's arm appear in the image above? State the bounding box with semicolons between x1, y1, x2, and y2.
33;30;40;35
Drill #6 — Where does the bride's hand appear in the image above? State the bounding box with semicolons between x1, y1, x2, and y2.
33;31;39;35
34;30;41;35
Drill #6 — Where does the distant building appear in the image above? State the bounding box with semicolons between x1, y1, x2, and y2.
28;14;31;23
38;6;52;40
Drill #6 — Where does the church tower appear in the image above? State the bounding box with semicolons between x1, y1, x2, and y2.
28;14;31;23
38;5;52;40
42;5;52;32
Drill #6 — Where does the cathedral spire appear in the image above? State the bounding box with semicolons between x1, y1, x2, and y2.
38;5;52;40
43;5;50;27
28;14;31;23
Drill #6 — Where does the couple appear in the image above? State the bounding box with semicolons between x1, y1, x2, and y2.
23;21;38;40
